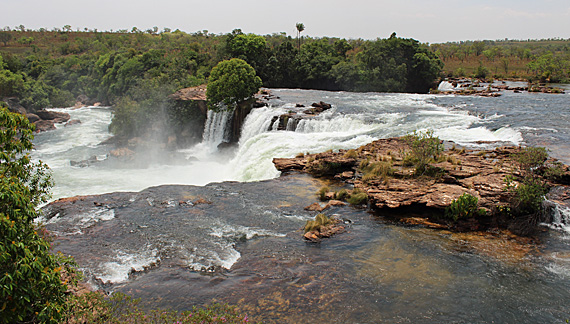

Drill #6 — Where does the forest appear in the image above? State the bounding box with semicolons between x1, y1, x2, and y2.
1;27;570;140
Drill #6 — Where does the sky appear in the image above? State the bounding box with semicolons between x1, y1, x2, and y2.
3;0;570;43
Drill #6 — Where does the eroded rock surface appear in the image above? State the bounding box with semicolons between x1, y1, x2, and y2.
274;137;570;233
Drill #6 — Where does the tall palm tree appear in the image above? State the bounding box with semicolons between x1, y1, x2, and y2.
296;22;305;51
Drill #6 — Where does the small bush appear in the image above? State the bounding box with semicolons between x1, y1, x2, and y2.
343;149;358;159
506;146;552;217
505;176;548;216
543;160;565;181
512;146;548;174
363;161;393;178
445;193;486;221
348;192;368;205
307;160;344;176
359;158;370;170
304;213;334;233
404;130;443;176
316;186;330;201
335;189;349;201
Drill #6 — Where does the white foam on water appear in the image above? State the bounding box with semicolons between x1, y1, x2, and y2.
97;248;159;284
185;244;241;272
45;207;115;235
209;223;286;240
229;129;375;181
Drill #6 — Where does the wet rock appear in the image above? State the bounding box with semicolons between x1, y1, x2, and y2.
4;97;28;115
304;200;347;212
194;198;212;205
65;119;82;127
305;202;324;211
70;155;100;168
273;157;306;172
34;119;57;132
35;109;71;123
311;101;332;112
26;113;40;123
217;141;237;151
253;100;267;108
110;147;135;158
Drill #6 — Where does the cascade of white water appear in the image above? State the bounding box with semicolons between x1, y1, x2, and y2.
286;118;296;131
271;118;280;131
438;81;455;91
547;201;570;235
202;109;233;147
237;106;288;145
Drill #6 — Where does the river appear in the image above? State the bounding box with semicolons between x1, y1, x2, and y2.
35;88;570;323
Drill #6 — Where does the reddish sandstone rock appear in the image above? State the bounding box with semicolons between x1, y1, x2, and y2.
274;137;569;234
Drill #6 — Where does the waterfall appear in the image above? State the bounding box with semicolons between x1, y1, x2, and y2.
286;117;297;131
438;81;456;92
202;109;233;148
545;200;570;235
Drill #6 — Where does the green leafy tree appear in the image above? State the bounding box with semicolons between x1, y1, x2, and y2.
296;23;305;50
206;58;262;111
1;107;77;323
226;33;269;79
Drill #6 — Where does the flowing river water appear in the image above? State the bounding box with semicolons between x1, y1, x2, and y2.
34;88;570;323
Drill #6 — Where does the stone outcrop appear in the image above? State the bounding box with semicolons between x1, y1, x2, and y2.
274;137;570;234
2;97;71;132
265;101;333;132
437;78;565;96
169;85;208;116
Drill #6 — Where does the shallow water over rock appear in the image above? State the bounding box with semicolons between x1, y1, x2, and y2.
45;173;570;323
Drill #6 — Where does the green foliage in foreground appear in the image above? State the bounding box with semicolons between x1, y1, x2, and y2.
1;107;78;324
65;292;250;324
206;58;262;111
445;193;486;221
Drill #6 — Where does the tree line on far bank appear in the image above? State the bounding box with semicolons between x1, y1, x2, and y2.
0;27;443;140
2;27;569;141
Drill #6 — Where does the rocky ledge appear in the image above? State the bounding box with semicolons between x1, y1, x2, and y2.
274;137;570;234
3;97;73;132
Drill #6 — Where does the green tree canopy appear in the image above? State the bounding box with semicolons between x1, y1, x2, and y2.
206;58;262;111
1;107;77;323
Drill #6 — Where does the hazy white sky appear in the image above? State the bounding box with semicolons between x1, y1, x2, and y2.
3;0;570;43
